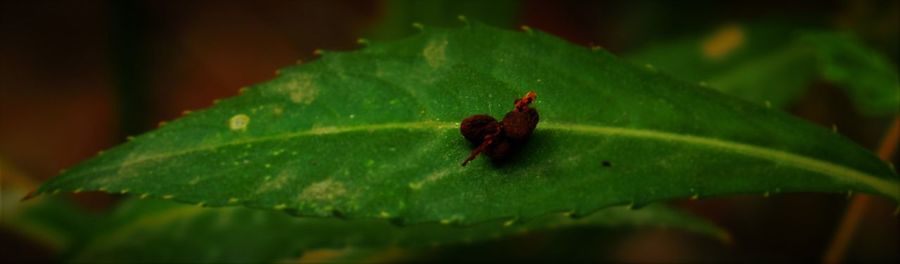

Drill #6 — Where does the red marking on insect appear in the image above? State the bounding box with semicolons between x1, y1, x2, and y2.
514;91;537;111
460;91;539;166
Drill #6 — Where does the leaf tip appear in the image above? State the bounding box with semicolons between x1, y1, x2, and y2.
20;190;38;201
356;38;370;46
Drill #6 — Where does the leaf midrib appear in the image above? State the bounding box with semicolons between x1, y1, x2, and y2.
65;121;899;199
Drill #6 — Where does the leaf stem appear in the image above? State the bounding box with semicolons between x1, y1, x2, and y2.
823;116;900;264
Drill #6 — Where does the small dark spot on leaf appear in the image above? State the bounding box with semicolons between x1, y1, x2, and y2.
387;217;407;227
331;209;347;219
602;161;612;167
567;210;591;219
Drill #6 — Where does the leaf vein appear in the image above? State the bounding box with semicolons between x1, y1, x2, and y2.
63;121;898;200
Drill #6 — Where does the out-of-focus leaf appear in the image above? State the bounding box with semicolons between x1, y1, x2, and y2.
800;32;900;115
73;199;726;263
626;23;899;115
0;158;102;256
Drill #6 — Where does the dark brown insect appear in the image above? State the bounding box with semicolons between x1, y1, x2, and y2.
460;91;539;166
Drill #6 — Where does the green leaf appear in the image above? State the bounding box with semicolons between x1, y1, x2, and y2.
800;32;900;115
35;22;899;225
1;194;102;256
0;158;102;256
72;199;726;263
626;23;900;115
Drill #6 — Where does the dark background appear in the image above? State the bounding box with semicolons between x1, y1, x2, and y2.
1;0;898;262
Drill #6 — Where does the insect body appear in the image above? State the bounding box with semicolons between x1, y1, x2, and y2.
460;91;539;166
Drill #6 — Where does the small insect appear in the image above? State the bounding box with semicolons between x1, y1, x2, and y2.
460;91;539;166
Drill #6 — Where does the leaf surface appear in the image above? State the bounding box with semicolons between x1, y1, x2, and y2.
36;22;899;225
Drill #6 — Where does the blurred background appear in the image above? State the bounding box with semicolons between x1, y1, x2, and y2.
1;0;898;262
